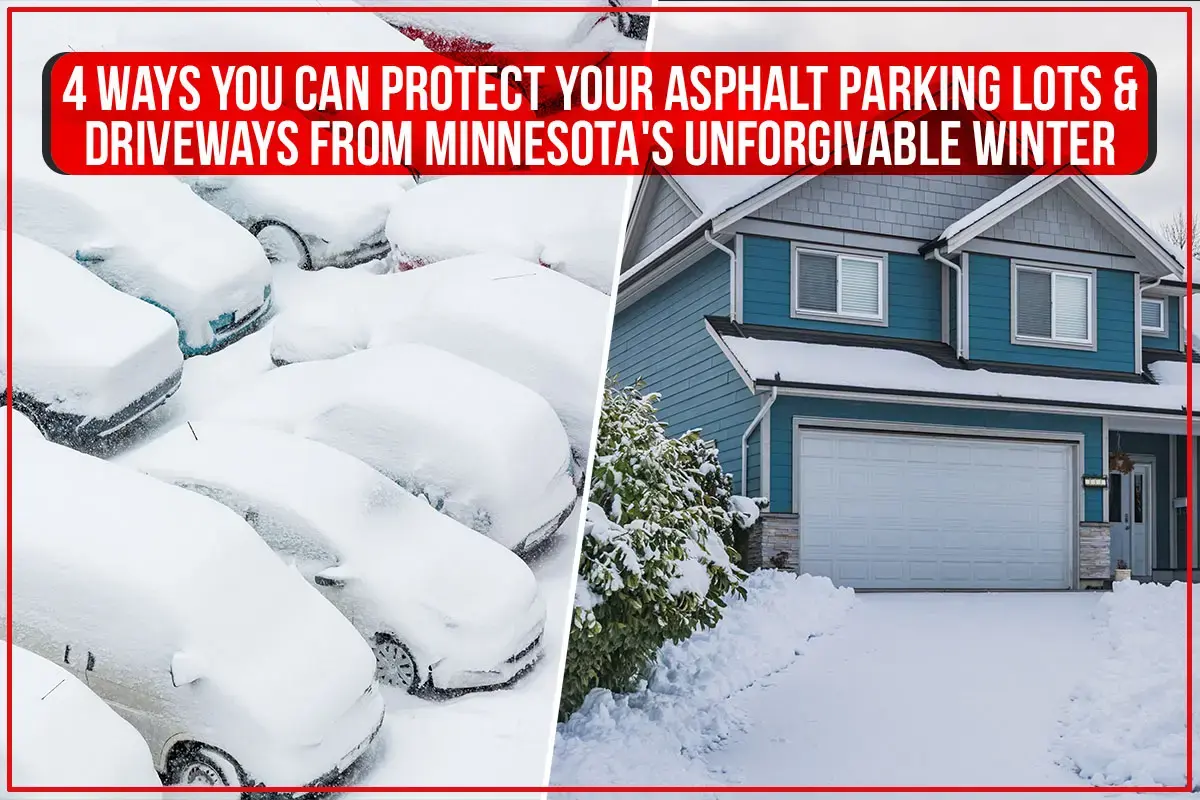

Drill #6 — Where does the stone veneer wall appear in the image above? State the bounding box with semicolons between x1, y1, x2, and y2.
1078;522;1112;585
743;513;800;571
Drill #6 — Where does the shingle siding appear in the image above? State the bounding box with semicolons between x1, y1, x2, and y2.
629;177;698;267
966;252;1137;373
752;174;1023;242
981;189;1133;256
767;396;1104;522
740;234;942;341
609;252;759;485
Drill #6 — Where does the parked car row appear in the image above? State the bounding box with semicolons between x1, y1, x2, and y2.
5;3;626;790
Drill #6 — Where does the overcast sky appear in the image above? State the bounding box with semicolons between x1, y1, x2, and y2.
650;2;1196;239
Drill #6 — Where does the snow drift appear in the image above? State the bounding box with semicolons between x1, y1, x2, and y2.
553;570;855;793
1058;580;1195;788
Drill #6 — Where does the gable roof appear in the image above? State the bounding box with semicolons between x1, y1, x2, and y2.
922;171;1186;280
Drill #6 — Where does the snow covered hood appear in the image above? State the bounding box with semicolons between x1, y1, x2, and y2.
386;175;625;293
1;235;182;419
5;646;163;793
715;325;1194;416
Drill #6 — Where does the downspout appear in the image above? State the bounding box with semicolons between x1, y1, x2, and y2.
706;229;739;322
741;387;778;497
931;248;965;361
1138;276;1166;375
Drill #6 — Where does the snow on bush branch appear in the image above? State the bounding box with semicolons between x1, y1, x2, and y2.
559;380;747;718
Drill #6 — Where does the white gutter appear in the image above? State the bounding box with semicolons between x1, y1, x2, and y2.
741;387;777;496
931;248;965;361
706;229;739;322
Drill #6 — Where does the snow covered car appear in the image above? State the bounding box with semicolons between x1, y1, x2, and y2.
4;416;385;790
270;254;607;481
87;3;426;272
1;235;183;444
182;176;413;271
205;343;578;552
369;0;648;51
126;422;548;693
3;644;164;797
384;175;625;293
10;158;273;357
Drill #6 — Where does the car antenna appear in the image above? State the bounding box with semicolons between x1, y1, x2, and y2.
40;679;65;701
187;422;198;441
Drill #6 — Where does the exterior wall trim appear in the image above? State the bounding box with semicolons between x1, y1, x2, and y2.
790;414;1083;590
705;319;756;391
765;383;1187;423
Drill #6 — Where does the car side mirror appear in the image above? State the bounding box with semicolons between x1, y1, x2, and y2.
314;565;351;588
170;651;204;687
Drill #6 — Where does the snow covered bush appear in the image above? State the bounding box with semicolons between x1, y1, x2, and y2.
560;381;746;718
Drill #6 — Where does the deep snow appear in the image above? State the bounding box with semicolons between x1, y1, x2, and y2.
553;578;1194;800
95;260;580;789
1059;581;1194;788
385;175;627;293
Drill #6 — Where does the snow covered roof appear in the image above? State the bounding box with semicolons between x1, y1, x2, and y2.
671;175;783;219
712;324;1193;416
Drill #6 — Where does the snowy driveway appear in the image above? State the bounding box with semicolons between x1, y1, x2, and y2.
708;592;1108;790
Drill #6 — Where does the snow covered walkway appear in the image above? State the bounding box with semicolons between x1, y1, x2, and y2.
707;592;1107;788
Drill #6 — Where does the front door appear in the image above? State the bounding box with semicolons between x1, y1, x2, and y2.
1110;463;1154;577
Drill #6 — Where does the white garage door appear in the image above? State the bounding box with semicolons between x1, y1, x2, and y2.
797;427;1074;590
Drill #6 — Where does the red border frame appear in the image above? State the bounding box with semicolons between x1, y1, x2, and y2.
5;2;1193;795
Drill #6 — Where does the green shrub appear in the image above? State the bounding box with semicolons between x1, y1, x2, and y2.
559;381;746;719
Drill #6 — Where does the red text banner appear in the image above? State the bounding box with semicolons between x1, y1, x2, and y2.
41;50;1156;176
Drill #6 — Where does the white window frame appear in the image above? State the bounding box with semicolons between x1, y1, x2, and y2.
791;244;888;326
1140;297;1168;337
1011;262;1097;351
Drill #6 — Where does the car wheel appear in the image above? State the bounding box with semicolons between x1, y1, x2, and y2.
168;746;243;787
249;219;313;271
372;633;420;692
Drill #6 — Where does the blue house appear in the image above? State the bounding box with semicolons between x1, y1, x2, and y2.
614;170;1195;589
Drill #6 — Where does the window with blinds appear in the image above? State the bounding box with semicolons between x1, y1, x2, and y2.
793;248;884;321
1141;297;1166;334
1013;265;1094;346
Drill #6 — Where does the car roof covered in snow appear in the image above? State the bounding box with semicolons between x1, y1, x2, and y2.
122;421;540;624
202;343;575;546
7;148;271;340
271;254;607;452
3;645;163;791
124;421;478;551
0;235;182;419
385;175;625;293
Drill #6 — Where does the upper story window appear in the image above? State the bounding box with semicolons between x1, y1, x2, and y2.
791;245;887;325
1140;297;1167;336
1012;263;1095;349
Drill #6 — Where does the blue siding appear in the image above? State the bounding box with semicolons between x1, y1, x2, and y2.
1144;295;1181;354
967;253;1136;373
740;235;942;341
767;396;1104;521
609;252;759;485
1109;431;1172;568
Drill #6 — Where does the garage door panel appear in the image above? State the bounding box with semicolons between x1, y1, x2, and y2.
797;428;1074;590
